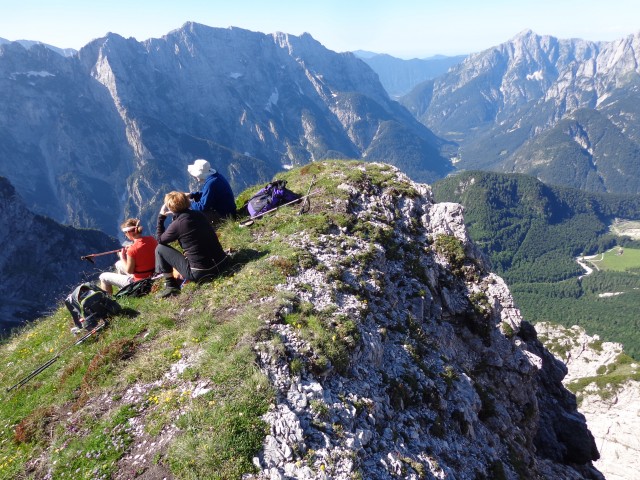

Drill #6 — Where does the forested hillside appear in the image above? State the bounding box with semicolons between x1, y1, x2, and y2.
433;171;640;358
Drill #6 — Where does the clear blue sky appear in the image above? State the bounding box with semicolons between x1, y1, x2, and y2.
1;0;639;58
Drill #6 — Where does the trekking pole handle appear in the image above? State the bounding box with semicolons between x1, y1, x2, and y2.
80;249;121;263
81;249;121;259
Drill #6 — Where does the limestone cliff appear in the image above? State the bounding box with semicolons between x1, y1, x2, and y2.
537;322;640;480
248;162;602;479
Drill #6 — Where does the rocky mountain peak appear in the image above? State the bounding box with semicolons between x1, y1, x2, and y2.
246;162;602;478
402;29;640;194
1;23;450;239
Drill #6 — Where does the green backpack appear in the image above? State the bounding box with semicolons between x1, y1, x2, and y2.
64;283;121;330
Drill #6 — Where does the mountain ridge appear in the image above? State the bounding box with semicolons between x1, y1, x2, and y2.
401;29;640;194
0;176;119;333
0;22;452;237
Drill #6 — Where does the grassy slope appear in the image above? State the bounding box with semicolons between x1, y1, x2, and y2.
0;161;371;480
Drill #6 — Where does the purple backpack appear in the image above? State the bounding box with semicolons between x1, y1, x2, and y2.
247;180;301;217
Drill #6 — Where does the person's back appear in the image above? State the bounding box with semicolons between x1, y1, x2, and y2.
127;235;157;280
165;209;226;269
155;191;229;298
196;171;236;218
187;159;237;226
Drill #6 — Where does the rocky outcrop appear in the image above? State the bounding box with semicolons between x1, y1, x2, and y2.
250;163;602;479
0;176;118;333
536;322;640;480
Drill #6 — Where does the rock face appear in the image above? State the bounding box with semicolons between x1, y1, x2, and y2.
536;322;640;480
250;163;603;479
0;176;118;333
401;30;640;194
0;23;451;236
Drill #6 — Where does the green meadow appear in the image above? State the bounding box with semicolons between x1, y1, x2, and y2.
586;247;640;272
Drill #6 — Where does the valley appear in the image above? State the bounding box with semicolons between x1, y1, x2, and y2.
433;171;640;359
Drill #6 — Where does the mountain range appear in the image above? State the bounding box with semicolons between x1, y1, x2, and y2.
4;25;640;242
0;22;452;238
401;29;640;195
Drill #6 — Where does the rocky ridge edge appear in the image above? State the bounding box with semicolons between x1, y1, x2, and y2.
250;163;603;479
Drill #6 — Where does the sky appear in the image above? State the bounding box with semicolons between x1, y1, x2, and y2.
1;0;639;58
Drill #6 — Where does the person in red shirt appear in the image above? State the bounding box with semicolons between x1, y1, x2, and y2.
99;218;158;295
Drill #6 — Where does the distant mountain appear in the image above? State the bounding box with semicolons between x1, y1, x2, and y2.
402;30;640;195
0;37;76;56
0;176;119;334
354;51;466;98
0;23;452;236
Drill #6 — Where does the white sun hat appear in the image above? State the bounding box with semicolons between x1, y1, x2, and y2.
187;159;215;180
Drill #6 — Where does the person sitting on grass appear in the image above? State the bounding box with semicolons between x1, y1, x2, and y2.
186;158;237;229
99;218;158;295
155;191;228;298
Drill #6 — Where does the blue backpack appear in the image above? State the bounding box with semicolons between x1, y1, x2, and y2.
247;180;301;217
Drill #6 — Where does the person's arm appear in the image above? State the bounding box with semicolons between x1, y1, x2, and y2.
156;212;167;239
123;254;136;274
157;214;180;245
190;177;213;211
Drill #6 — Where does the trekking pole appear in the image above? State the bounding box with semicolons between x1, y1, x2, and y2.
239;188;321;227
80;249;121;264
298;174;317;215
6;320;107;393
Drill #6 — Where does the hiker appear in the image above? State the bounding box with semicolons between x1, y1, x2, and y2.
99;218;158;295
186;158;237;229
155;191;228;298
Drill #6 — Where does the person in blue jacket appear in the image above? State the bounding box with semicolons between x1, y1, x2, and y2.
186;158;237;229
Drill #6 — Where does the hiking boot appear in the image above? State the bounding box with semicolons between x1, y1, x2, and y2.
156;277;181;298
82;315;98;331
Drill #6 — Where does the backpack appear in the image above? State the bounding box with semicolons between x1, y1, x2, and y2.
246;180;301;217
114;277;156;299
64;283;121;330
